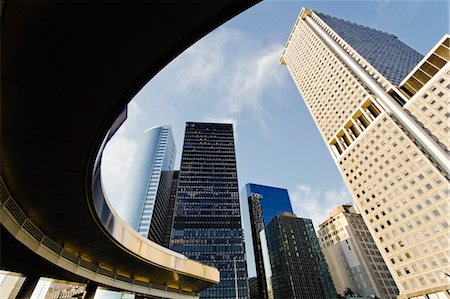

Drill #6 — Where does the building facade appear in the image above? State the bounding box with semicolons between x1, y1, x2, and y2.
170;122;248;298
162;170;179;248
245;184;293;299
265;213;336;299
247;193;268;299
318;205;398;298
248;277;259;299
281;8;449;299
117;126;176;242
245;184;293;225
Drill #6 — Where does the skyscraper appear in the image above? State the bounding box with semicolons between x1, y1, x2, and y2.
170;122;248;298
265;212;336;299
281;8;449;299
245;184;293;225
117;126;176;243
245;184;293;299
318;205;398;298
247;193;267;299
162;170;179;248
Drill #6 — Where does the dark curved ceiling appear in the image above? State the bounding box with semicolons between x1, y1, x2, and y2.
1;0;258;292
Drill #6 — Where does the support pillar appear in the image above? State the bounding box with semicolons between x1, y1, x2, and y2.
82;282;97;299
15;275;40;299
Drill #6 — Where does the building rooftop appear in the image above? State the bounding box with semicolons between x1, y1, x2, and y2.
315;10;423;85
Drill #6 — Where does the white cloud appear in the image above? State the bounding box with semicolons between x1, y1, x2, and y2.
172;28;242;92
223;44;286;133
100;27;289;205
100;102;142;207
290;184;354;230
159;27;287;132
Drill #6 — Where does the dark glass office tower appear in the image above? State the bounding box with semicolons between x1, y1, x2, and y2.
245;184;293;225
245;184;293;299
156;170;180;248
148;170;175;246
315;12;423;85
248;277;259;299
170;122;248;298
265;213;336;299
247;193;267;299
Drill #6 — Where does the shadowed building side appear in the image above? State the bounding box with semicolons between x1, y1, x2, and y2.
265;213;337;299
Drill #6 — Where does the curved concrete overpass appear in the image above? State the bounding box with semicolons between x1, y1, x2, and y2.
1;1;258;297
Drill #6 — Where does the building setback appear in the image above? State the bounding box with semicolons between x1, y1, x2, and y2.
170;122;248;298
265;213;336;299
281;8;449;299
318;205;398;298
117;126;176;243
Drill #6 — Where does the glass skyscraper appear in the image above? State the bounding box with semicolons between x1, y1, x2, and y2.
265;213;336;299
245;184;293;225
245;184;293;299
170;122;248;298
117;126;176;242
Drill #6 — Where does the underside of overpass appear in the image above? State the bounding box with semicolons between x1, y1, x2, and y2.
1;1;258;297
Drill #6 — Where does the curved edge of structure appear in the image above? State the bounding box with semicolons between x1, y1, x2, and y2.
0;175;203;299
88;132;220;287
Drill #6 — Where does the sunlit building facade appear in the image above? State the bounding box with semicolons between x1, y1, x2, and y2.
318;205;398;298
117;126;176;242
281;8;449;299
170;122;248;298
265;213;336;299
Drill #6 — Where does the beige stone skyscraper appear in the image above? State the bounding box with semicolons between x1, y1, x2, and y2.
281;8;449;299
318;205;398;298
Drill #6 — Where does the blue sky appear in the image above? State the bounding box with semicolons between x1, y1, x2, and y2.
101;0;448;277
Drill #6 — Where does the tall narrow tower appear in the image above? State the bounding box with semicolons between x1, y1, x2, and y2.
245;183;294;299
281;8;449;299
117;126;176;243
170;122;248;298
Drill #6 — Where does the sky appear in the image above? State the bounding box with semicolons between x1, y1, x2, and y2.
101;0;449;277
